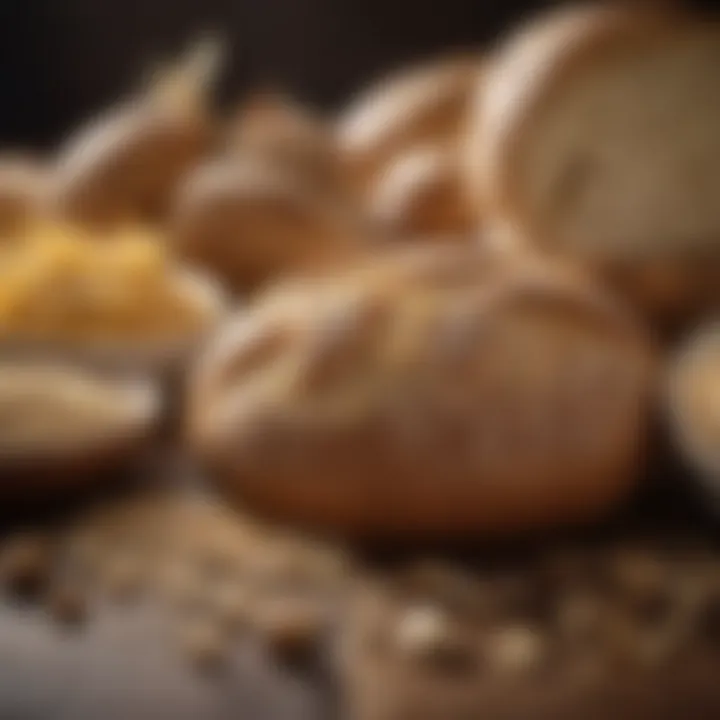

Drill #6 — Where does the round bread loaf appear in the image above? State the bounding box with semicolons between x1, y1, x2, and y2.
338;55;482;193
50;41;219;227
171;157;364;293
228;93;341;195
367;144;474;239
468;5;720;328
188;246;655;537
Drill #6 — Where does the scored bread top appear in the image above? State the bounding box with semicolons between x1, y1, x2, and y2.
189;245;654;536
367;143;474;238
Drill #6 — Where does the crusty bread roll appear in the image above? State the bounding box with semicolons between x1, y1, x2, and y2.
338;55;482;193
171;156;365;294
0;156;48;236
188;245;654;538
367;143;475;240
227;92;342;195
667;322;720;503
50;40;219;228
0;361;160;494
468;4;720;328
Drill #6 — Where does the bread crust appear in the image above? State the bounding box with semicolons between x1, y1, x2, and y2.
189;246;654;538
228;93;341;195
171;157;364;293
473;4;685;237
0;156;48;235
51;102;211;228
368;144;474;239
470;4;720;326
339;55;482;193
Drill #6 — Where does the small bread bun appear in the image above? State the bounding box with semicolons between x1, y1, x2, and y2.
0;361;160;494
227;92;341;195
50;40;220;228
188;245;654;538
338;55;482;193
667;322;720;504
469;5;720;328
0;156;48;236
367;144;475;239
170;157;364;294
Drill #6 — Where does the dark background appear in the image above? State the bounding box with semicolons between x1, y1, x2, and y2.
0;0;715;149
0;0;561;149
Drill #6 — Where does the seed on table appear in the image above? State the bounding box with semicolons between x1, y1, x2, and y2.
257;598;327;663
103;555;144;602
180;620;229;673
488;625;547;675
393;604;476;672
211;583;253;634
556;591;603;645
48;584;89;626
0;534;51;599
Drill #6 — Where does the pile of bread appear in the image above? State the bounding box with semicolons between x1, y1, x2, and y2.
1;2;719;538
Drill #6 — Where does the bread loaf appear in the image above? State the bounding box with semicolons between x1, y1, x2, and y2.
469;5;720;328
367;144;474;239
50;40;219;227
228;92;341;195
0;156;48;236
339;55;482;193
171;157;364;294
188;245;654;537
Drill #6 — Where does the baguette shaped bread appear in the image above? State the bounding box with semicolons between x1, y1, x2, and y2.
171;157;363;294
339;55;482;193
188;246;654;537
469;5;720;327
50;42;219;227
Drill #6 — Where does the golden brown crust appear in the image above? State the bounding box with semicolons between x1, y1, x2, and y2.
227;92;342;195
0;156;48;236
367;144;476;239
170;157;365;293
189;246;654;538
51;102;212;228
470;4;719;328
470;3;685;236
50;40;221;228
339;54;482;193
